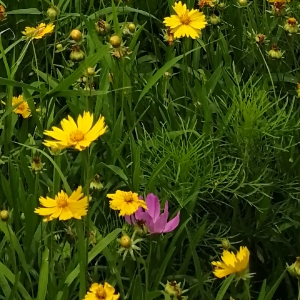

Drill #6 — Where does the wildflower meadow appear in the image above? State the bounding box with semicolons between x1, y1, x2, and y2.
1;0;300;299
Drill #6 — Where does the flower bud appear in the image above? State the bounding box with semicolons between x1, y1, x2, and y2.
31;156;44;173
70;29;82;42
297;83;300;98
238;0;247;6
287;257;300;278
109;35;121;48
47;7;57;21
128;23;136;33
221;238;230;250
272;3;285;16
90;174;103;190
284;17;299;34
120;235;131;248
218;2;226;9
56;43;63;51
86;67;95;77
210;14;221;25
70;45;85;62
0;210;9;221
95;20;111;36
164;281;182;298
20;213;25;221
268;44;283;59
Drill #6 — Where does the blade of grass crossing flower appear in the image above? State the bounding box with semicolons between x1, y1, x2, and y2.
186;227;205;298
0;263;32;300
23;88;43;134
215;274;235;300
36;248;49;300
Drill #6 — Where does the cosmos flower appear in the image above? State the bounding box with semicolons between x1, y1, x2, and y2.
125;193;180;234
43;111;107;151
22;23;55;39
34;186;88;222
212;246;250;278
163;1;207;39
107;190;147;216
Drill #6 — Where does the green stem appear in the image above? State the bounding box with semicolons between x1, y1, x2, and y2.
298;279;300;300
75;219;86;299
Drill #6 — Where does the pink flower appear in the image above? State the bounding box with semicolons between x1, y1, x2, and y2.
125;193;180;234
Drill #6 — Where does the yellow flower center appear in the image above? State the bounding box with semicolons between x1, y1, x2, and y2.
288;17;297;26
180;12;191;25
123;193;134;203
70;130;85;142
95;287;106;299
16;102;27;112
56;195;68;208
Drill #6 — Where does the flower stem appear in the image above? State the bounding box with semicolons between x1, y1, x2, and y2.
298;279;300;300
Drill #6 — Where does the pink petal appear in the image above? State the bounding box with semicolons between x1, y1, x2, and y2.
146;194;160;222
152;201;169;233
135;207;144;220
144;214;155;234
124;215;131;224
162;211;180;233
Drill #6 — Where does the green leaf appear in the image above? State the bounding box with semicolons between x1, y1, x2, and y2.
264;271;286;300
99;163;128;182
36;248;49;300
7;8;42;14
0;263;32;300
215;274;234;300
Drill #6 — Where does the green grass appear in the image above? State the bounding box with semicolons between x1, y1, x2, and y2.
0;0;300;299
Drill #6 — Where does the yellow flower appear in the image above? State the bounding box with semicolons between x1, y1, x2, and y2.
83;282;120;300
43;111;107;151
22;23;55;39
107;190;147;216
12;95;31;118
34;186;88;222
212;246;250;278
268;0;290;2
198;0;215;8
163;1;207;39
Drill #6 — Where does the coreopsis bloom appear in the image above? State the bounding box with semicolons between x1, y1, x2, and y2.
268;0;290;2
0;5;6;21
212;246;250;278
43;111;107;151
125;193;180;234
287;257;300;278
12;95;31;118
198;0;215;9
83;282;120;300
107;190;147;216
22;23;55;40
284;17;299;34
163;1;207;39
34;186;88;222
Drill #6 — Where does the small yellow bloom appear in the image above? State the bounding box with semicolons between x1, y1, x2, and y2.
34;186;88;222
83;282;120;300
212;246;250;278
22;23;55;39
198;0;215;9
287;257;300;278
12;95;31;118
163;1;207;39
107;190;147;216
43;111;107;151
